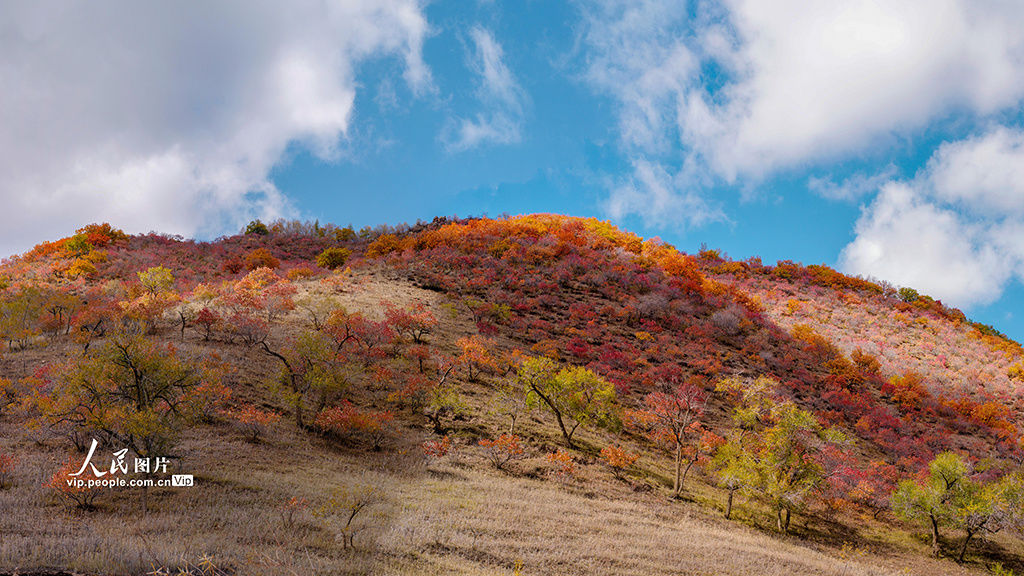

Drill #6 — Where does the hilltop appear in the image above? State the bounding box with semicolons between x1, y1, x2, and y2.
0;215;1022;575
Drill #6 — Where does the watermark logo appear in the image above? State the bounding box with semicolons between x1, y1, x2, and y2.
66;439;194;490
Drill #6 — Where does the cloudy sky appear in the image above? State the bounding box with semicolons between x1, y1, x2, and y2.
3;0;1024;340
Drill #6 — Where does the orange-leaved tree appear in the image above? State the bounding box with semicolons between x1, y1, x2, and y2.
626;377;710;498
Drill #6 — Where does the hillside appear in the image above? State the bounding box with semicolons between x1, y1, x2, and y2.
0;215;1022;575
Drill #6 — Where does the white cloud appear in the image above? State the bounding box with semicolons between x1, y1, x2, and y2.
604;159;725;228
443;26;527;152
807;166;898;202
0;1;430;258
839;182;1010;305
840;127;1024;307
927;127;1024;216
575;0;711;227
577;0;1024;223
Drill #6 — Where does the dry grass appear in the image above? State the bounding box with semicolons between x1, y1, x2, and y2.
0;425;984;575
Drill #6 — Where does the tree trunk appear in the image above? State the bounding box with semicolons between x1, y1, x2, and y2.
530;385;574;448
294;397;304;429
957;531;974;562
672;444;682;498
725;488;734;519
552;409;574;448
681;458;697;489
930;514;941;557
777;506;791;533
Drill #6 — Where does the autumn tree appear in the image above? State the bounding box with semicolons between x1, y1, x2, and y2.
120;268;180;331
137;266;174;294
194;307;221;341
297;294;342;331
457;335;497;381
423;360;466;435
0;284;45;350
385;301;437;344
517;356;616;448
48;329;224;458
324;309;395;366
40;286;81;337
627;378;709;498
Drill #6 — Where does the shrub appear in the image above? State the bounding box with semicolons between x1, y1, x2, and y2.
479;434;524;470
546;449;577;479
45;457;102;510
245;248;280;270
600;445;638;478
366;234;404;258
280;496;308;528
315;403;394;450
287;266;318;280
1009;363;1024;381
222;256;244;274
222;403;281;442
314;485;381;550
316;247;352;270
0;454;16;488
422;435;453;460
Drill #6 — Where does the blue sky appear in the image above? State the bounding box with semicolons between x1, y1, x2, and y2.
2;1;1024;341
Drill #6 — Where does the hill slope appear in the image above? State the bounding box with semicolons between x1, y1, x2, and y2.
0;215;1021;575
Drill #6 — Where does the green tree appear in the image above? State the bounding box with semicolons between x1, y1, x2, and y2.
137;266;174;294
316;247;352;270
262;331;357;429
45;329;225;512
891;452;967;557
245;219;270;235
518;357;616;448
894;453;1023;560
898;286;920;303
717;376;844;533
708;432;750;519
